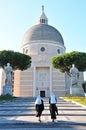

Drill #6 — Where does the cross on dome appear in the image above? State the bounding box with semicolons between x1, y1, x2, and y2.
42;5;44;13
38;5;48;24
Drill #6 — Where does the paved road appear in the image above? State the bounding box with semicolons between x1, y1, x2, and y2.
0;97;86;130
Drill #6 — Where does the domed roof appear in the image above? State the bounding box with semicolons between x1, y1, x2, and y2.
22;6;64;45
22;24;64;45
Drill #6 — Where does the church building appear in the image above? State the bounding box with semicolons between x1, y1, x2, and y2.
14;6;66;97
13;6;83;97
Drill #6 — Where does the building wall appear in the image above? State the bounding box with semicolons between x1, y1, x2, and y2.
14;68;33;97
52;68;66;96
0;69;5;95
13;41;66;97
14;70;21;96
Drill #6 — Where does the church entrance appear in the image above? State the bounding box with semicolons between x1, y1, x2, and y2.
40;90;45;97
36;67;50;97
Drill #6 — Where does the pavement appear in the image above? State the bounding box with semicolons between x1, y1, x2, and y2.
0;97;86;130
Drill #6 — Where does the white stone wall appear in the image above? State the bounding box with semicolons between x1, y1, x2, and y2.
13;40;66;97
14;68;33;97
52;68;66;96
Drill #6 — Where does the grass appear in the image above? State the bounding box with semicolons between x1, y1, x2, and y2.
0;94;17;102
64;94;86;106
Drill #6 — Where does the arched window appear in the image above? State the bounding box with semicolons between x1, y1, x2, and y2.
26;49;28;54
57;49;60;54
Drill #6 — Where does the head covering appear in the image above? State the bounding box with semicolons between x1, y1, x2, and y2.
35;95;42;105
50;92;57;104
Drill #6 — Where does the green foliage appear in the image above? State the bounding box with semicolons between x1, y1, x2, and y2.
0;50;31;70
52;51;86;73
64;95;86;106
82;81;86;93
0;94;17;101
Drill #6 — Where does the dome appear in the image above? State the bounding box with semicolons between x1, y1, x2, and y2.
22;24;64;45
22;6;64;45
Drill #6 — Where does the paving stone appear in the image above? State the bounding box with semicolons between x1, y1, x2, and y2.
0;97;86;129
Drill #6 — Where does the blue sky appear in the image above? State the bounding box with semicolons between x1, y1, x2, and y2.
0;0;86;79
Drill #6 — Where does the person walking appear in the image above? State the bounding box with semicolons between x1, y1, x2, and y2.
35;95;44;122
49;92;58;122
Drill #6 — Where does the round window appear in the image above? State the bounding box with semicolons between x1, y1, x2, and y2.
40;47;45;52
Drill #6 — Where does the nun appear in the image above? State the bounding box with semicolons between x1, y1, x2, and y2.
49;93;58;122
35;95;44;122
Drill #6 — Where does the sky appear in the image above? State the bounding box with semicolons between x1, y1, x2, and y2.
0;0;86;79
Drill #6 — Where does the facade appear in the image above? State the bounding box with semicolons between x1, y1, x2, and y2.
13;6;84;97
14;6;66;97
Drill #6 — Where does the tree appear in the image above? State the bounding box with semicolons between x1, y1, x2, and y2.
0;50;31;70
52;51;86;75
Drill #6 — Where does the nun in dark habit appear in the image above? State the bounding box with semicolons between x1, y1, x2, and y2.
35;95;44;122
49;93;58;122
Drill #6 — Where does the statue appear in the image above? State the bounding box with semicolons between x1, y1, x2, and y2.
69;64;85;96
3;63;13;95
4;63;13;86
70;64;79;86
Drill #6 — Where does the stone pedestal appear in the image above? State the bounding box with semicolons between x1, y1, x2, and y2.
3;85;12;95
70;85;85;96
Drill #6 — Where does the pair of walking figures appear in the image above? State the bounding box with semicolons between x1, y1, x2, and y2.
35;93;58;122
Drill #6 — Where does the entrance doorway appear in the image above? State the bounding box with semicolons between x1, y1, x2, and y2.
40;91;45;97
35;67;50;97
